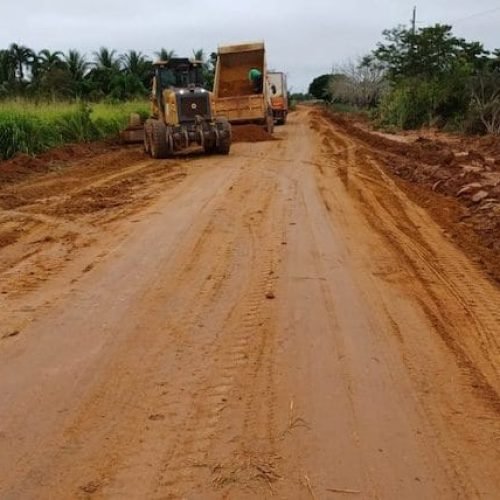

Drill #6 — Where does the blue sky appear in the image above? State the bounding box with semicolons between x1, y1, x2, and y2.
1;0;499;91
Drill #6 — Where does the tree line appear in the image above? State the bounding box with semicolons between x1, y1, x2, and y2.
308;24;500;134
0;45;217;101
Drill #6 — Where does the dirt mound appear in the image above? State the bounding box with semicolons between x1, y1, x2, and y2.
322;110;500;202
0;142;114;187
231;125;276;143
323;111;459;167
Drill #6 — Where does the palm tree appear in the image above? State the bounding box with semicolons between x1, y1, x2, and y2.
9;43;34;82
37;49;64;71
155;48;176;61
192;49;205;62
122;50;152;86
122;50;149;74
0;49;16;83
64;49;89;81
93;47;121;70
32;49;64;81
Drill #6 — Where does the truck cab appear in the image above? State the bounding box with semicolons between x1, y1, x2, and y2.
268;71;288;125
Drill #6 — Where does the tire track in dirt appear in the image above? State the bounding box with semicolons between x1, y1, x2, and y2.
313;109;500;496
316;113;500;399
3;153;288;499
148;167;285;498
27;163;257;497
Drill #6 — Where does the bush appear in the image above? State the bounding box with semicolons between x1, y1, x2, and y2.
377;76;470;130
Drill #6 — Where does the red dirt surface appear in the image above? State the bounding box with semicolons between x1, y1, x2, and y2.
320;108;500;283
231;124;276;143
0;142;114;186
0;108;499;499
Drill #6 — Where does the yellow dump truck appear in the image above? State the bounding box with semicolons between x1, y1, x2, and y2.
213;42;274;133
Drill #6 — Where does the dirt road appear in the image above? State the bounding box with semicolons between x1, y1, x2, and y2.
0;108;499;499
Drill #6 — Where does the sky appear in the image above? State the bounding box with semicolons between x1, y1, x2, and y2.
1;0;499;92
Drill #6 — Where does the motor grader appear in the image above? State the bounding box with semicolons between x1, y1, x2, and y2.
143;58;231;158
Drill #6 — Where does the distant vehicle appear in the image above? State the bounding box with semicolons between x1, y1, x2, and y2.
268;71;288;125
142;58;231;158
213;42;274;134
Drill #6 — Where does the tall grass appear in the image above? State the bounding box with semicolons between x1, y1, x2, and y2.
0;100;149;160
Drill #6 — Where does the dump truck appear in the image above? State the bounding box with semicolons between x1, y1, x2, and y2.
143;58;231;158
268;71;288;125
213;42;274;134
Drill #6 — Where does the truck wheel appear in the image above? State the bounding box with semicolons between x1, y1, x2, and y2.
150;119;170;159
265;114;274;134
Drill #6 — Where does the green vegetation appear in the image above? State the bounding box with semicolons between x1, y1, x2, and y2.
308;74;332;101
0;44;218;160
0;100;148;160
310;24;500;134
0;45;216;101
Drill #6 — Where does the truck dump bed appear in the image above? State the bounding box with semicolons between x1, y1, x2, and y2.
214;42;271;127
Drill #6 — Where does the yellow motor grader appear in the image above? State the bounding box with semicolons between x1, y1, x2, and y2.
143;58;231;158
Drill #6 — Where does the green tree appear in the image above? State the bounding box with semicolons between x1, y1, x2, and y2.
32;49;65;88
122;50;152;88
203;51;218;90
64;50;89;81
93;47;121;71
37;49;64;71
109;72;147;100
192;49;205;62
86;47;122;99
372;23;494;130
61;50;90;98
373;24;488;81
9;43;34;82
308;74;332;101
0;49;16;84
155;48;176;61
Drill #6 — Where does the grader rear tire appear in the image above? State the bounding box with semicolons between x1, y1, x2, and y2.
143;122;151;154
149;119;170;159
215;118;231;155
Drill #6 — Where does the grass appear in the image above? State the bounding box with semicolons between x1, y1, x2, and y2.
0;100;149;160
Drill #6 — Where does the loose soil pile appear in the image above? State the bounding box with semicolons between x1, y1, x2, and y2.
231;125;276;143
0;142;115;186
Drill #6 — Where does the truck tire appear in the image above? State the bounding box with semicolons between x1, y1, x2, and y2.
149;119;170;159
265;113;274;135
